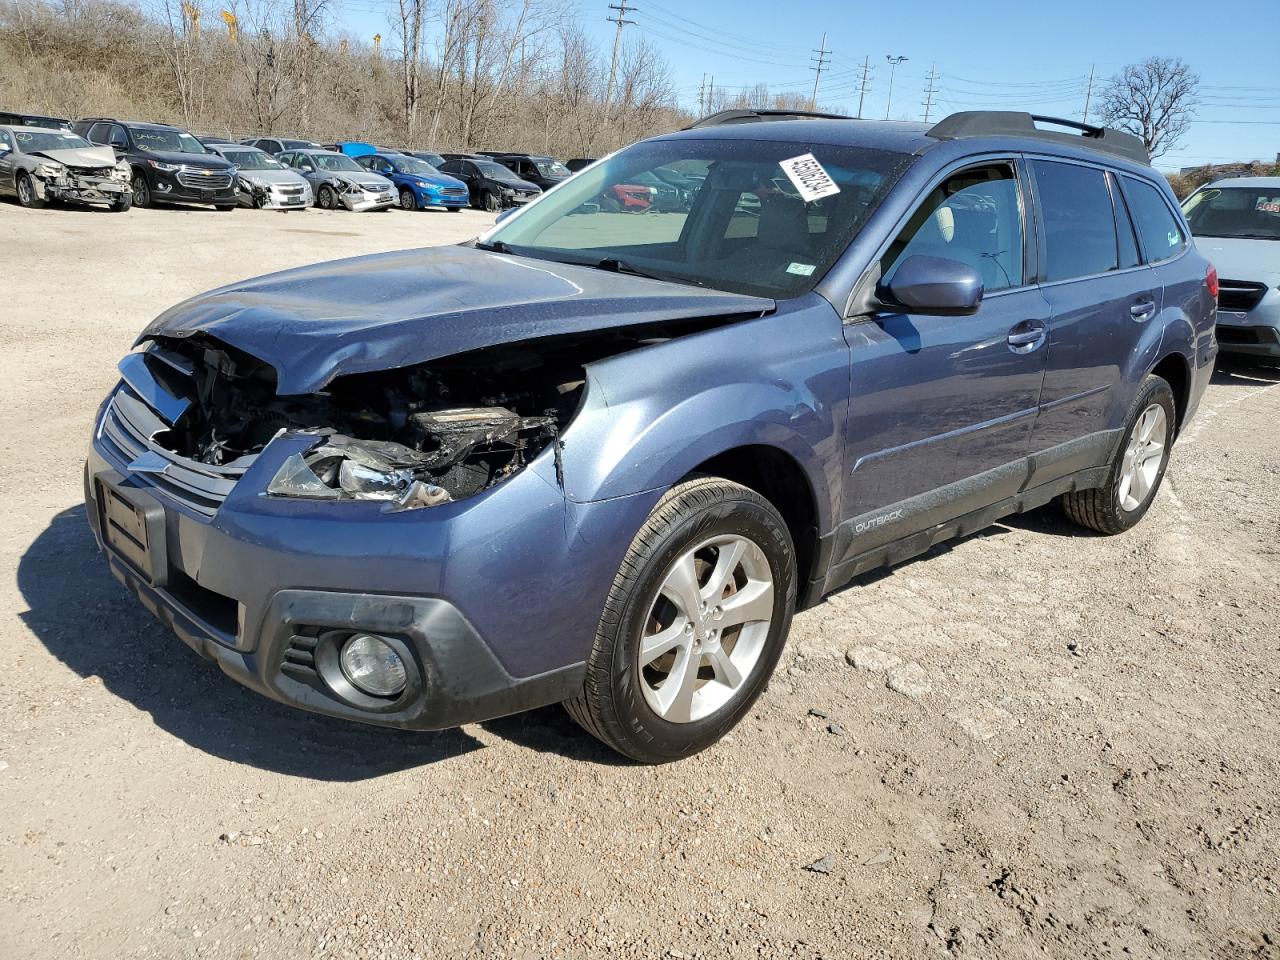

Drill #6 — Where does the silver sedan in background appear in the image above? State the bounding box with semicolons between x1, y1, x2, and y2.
276;149;395;211
209;143;312;210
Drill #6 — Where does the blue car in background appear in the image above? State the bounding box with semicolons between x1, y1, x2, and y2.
356;152;469;211
84;108;1216;764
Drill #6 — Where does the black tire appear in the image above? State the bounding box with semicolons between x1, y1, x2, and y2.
215;204;235;212
483;190;500;212
399;187;417;211
110;192;132;212
317;184;337;210
131;172;150;208
565;477;797;763
16;172;44;208
1060;374;1177;535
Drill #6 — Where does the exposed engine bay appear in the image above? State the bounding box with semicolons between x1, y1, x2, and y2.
138;324;699;508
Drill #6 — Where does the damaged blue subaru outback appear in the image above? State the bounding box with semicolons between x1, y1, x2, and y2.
86;110;1217;763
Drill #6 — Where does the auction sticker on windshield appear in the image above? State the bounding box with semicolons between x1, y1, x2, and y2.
779;154;840;203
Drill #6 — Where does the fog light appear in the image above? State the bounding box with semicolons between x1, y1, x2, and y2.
339;633;407;697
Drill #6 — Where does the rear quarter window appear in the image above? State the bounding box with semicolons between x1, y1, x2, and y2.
1122;176;1187;263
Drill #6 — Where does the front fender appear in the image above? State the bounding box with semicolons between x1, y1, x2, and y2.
557;302;847;534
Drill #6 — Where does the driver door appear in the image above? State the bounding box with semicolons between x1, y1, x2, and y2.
840;159;1050;545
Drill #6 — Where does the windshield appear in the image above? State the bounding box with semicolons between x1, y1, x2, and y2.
485;137;908;298
312;153;364;172
15;130;94;153
130;127;208;154
391;156;438;176
534;158;570;179
411;151;445;167
223;150;283;170
1183;186;1280;240
474;159;521;181
20;117;68;130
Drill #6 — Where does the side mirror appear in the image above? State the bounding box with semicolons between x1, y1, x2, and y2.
881;255;984;316
0;142;10;154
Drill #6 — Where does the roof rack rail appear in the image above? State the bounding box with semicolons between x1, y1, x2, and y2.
927;111;1149;165
683;108;854;130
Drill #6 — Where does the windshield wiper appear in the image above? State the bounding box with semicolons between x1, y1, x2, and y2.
475;239;512;253
594;257;704;287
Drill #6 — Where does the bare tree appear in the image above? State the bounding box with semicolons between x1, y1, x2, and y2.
148;0;205;127
395;0;423;140
1099;56;1198;160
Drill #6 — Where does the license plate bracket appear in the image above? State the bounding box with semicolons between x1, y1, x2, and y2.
95;471;169;587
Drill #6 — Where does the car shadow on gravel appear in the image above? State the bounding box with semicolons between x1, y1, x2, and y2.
481;707;634;766
1212;356;1280;387
19;505;481;780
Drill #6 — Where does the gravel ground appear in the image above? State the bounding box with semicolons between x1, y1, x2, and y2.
1;201;1278;960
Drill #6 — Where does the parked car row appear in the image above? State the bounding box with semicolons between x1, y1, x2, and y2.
1;110;602;215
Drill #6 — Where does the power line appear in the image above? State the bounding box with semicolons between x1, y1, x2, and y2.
810;32;830;109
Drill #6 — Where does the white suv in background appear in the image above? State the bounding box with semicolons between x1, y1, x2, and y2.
1183;176;1280;362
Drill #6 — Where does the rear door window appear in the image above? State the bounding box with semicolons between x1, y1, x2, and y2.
1121;176;1187;263
1031;160;1121;282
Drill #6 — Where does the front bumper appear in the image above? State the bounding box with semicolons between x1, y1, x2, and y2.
342;188;396;211
1215;289;1280;358
35;171;129;205
239;181;312;210
415;188;469;208
84;383;660;731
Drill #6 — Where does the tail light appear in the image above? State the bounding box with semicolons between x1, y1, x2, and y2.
1206;263;1219;299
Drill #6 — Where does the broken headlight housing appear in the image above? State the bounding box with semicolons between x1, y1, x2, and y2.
35;161;65;179
112;161;131;181
266;406;557;512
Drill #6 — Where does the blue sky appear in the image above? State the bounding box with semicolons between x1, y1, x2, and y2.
335;0;1278;170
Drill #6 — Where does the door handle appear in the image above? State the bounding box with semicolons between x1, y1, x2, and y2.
1130;298;1156;321
1007;320;1047;354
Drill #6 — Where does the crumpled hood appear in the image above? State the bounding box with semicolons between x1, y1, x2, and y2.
328;170;391;190
33;145;118;168
239;169;309;188
137;244;774;394
1195;236;1280;281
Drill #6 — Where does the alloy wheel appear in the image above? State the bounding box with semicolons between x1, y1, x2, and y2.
17;175;32;205
637;534;775;724
1118;403;1167;512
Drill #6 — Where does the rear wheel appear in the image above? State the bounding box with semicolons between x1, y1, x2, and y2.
1060;375;1176;534
16;172;43;208
565;477;796;763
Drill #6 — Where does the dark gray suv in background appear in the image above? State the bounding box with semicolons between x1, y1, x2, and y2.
87;110;1216;763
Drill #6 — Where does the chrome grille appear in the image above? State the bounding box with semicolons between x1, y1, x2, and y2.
98;385;248;517
177;169;233;190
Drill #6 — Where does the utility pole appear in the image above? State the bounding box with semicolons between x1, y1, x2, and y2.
698;73;707;114
855;56;873;119
604;1;636;109
809;32;830;110
884;55;908;120
921;63;939;122
1082;63;1096;124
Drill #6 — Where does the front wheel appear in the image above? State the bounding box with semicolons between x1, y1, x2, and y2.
131;173;150;208
16;172;44;208
215;204;235;212
1060;375;1176;534
110;192;132;212
565;477;796;763
399;187;417;211
317;184;337;210
483;190;500;212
